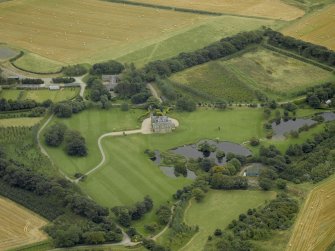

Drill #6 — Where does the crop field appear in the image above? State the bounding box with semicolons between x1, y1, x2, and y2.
0;88;79;102
287;175;335;251
170;58;256;102
0;197;48;251
223;48;335;97
180;190;276;251
117;16;280;66
283;4;335;50
0;0;209;70
0;117;42;127
129;0;304;20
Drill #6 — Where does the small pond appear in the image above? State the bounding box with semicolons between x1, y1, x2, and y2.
159;166;197;180
320;112;335;122
171;140;252;166
271;112;335;138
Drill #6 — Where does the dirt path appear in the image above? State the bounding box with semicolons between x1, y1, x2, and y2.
147;83;162;103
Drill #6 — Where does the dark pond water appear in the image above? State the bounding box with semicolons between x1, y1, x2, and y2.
171;140;252;166
159;166;197;180
271;112;335;138
272;118;316;138
320;112;335;122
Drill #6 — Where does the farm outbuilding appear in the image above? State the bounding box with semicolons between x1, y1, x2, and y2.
49;85;60;90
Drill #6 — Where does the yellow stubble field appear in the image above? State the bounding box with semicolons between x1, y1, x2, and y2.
286;176;335;251
0;0;208;65
283;4;335;50
0;197;48;250
130;0;305;20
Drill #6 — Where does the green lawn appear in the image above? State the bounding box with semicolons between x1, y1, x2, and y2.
117;16;281;67
13;52;63;73
43;108;144;176
180;190;276;251
0;88;79;102
44;107;265;213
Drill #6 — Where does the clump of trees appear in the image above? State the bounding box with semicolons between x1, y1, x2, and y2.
112;196;153;227
207;194;298;250
63;64;87;76
305;82;335;108
265;29;335;66
176;97;196;112
53;98;86;118
52;77;75;84
21;78;44;85
64;130;88;157
44;123;67;147
90;60;125;75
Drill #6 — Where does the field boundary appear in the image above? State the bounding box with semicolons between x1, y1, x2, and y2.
262;43;335;72
103;0;278;20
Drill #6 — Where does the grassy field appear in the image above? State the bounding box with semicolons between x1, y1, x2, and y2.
13;52;63;73
0;0;209;68
0;117;42;127
117;16;281;67
170;58;257;102
0;88;79;102
223;48;335;99
0;196;48;251
43;108;144;176
180;190;276;251
283;4;335;50
44;107;265;209
129;0;304;20
286;175;335;251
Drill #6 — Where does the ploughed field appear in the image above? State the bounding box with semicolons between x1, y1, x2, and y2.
0;197;47;250
170;48;335;101
129;0;304;20
283;4;335;50
287;175;335;251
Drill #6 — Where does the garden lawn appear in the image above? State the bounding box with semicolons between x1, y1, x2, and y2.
43;108;144;176
180;190;276;251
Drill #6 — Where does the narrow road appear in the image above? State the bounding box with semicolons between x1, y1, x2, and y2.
147;83;162;103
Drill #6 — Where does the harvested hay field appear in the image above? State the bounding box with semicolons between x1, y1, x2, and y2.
286;176;335;251
0;0;208;67
129;0;304;20
0;117;42;127
223;48;335;96
0;197;48;250
283;4;335;50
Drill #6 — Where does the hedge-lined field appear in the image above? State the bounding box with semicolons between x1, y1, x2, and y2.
223;48;335;97
181;190;276;251
128;0;304;20
0;197;48;251
170;58;257;102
